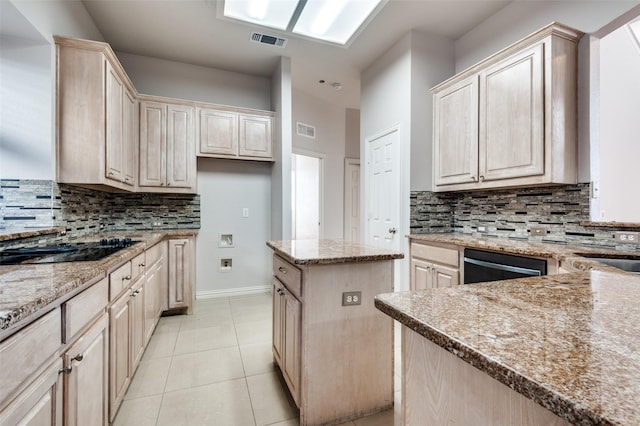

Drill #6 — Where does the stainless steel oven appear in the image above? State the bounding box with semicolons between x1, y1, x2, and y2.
463;248;547;284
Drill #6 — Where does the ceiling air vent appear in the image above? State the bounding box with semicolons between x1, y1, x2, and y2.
250;32;287;48
297;122;316;139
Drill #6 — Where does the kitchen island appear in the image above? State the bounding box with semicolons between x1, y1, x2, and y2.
375;270;640;425
267;239;403;426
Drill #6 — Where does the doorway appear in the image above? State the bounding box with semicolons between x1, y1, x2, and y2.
292;152;324;239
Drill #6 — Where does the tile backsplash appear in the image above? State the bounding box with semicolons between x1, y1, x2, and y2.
1;179;200;242
411;183;640;250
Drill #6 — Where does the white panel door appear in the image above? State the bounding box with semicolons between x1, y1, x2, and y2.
366;127;401;251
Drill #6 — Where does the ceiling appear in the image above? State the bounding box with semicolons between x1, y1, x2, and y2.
82;0;512;109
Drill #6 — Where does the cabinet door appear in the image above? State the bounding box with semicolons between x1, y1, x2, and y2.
130;278;146;373
166;104;195;189
63;314;108;426
105;61;124;184
139;101;166;188
167;238;194;312
108;292;130;421
432;264;460;288
198;108;238;156
434;75;479;186
144;253;164;344
238;114;273;159
410;258;432;290
272;278;285;366
122;90;137;187
282;288;301;407
479;43;544;182
0;359;63;426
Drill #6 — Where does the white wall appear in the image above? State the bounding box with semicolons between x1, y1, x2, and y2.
0;36;52;179
455;1;640;72
345;108;360;159
597;17;640;222
271;56;293;241
292;89;346;239
117;52;271;110
0;0;103;179
196;159;272;296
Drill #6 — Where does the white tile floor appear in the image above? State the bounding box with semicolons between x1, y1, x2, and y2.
113;293;401;426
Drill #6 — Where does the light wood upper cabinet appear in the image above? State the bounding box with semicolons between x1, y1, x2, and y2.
56;36;138;192
197;107;274;161
139;98;196;193
434;75;479;186
432;23;582;192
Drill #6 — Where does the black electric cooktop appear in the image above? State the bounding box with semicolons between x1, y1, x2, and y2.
0;238;139;265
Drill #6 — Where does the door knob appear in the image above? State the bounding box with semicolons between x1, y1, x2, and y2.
388;228;397;234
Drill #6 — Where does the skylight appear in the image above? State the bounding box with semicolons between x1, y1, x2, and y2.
222;0;384;46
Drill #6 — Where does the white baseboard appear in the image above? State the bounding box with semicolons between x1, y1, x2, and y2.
196;285;271;300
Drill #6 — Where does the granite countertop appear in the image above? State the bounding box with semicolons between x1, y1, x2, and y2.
266;239;404;265
0;230;197;335
376;266;640;424
0;227;66;242
408;233;638;273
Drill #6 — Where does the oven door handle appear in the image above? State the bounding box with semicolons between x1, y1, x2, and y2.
463;257;542;276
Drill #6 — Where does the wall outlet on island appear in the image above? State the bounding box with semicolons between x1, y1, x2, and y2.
152;221;163;227
477;226;487;233
530;226;548;236
342;291;361;306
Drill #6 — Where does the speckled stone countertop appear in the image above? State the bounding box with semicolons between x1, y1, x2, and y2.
0;230;197;336
0;227;66;242
409;233;639;273
266;239;404;265
376;269;640;425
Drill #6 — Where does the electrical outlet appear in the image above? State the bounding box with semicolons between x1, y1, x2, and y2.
530;226;548;236
614;232;639;244
477;226;487;232
342;291;362;306
152;221;163;227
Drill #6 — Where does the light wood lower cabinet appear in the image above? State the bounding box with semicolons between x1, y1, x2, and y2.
167;237;195;314
0;359;63;426
270;254;394;425
272;278;301;406
144;242;165;345
108;288;132;421
62;314;109;426
410;241;461;290
402;326;570;425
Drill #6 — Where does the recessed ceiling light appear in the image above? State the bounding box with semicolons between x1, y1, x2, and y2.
222;0;384;46
223;0;299;30
293;0;383;45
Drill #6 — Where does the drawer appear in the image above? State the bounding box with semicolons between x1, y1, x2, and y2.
273;255;302;299
63;277;108;343
109;261;133;301
131;252;146;281
411;242;459;267
0;308;62;406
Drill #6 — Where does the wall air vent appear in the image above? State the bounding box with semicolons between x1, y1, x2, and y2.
250;32;287;48
297;122;316;139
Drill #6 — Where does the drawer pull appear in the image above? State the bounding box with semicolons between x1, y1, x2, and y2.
59;354;84;374
122;275;131;281
139;263;145;267
278;267;288;274
277;288;284;296
131;289;141;297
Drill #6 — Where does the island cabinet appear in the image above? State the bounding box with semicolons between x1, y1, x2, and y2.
138;97;197;193
267;240;403;426
402;327;570;425
55;36;138;192
197;107;274;161
410;240;461;290
433;23;582;192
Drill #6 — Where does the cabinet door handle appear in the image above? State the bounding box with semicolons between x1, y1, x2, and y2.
388;227;397;234
139;263;145;267
123;275;131;281
470;174;477;181
71;353;84;362
278;267;288;274
59;365;73;375
277;287;284;296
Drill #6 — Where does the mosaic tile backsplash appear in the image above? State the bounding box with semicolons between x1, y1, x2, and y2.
411;183;640;250
1;179;200;243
